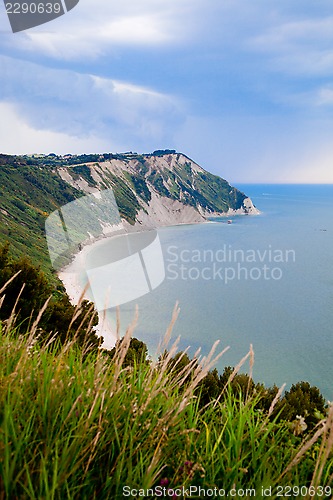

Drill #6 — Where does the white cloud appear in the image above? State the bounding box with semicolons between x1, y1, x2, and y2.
251;18;333;49
1;0;200;60
297;85;333;108
2;0;333;183
315;86;333;106
92;76;167;100
17;14;174;60
0;102;109;154
0;56;183;154
266;84;333;110
97;15;173;45
248;17;333;76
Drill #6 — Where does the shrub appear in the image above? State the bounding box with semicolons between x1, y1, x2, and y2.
0;243;99;349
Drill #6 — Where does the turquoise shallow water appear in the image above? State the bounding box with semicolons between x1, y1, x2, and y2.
94;184;333;398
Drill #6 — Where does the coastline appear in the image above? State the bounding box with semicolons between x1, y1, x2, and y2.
58;216;213;348
58;231;131;349
58;202;260;348
58;214;230;304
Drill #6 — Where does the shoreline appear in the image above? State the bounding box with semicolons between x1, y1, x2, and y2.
58;215;229;302
58;208;260;348
58;231;132;349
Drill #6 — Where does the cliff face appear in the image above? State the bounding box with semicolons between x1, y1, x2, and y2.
0;151;259;274
57;151;259;229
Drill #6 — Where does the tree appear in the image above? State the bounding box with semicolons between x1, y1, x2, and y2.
218;366;257;402
197;368;220;407
0;244;51;324
277;381;326;429
44;295;99;349
107;337;149;367
0;243;99;350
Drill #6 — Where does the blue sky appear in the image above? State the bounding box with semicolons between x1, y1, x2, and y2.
1;0;333;182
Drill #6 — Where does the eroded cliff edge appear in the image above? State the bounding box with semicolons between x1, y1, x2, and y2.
57;151;259;231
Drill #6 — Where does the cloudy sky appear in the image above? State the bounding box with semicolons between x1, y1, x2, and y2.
1;0;333;182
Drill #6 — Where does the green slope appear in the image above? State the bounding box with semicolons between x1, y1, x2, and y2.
0;151;252;279
0;155;81;279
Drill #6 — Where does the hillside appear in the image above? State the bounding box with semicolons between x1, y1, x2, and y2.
0;154;80;279
1;323;332;498
56;150;259;227
2;153;333;498
0;150;258;277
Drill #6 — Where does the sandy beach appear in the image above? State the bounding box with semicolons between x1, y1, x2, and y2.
58;238;119;349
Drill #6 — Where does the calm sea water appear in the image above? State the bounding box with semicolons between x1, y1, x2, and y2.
93;184;333;398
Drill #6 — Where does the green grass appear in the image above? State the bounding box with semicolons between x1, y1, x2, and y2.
0;302;333;499
0;155;81;281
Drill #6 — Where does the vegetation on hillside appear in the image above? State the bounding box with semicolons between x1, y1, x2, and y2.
0;152;250;279
1;154;331;498
0;243;99;349
101;172;142;224
0;249;332;497
131;155;247;213
0;154;81;278
0;301;332;498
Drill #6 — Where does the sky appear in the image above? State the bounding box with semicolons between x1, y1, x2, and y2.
1;0;333;182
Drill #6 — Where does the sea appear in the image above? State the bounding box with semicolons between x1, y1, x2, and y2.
82;184;333;399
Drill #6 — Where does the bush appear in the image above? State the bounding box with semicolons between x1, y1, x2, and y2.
107;337;149;367
0;254;332;498
0;242;99;349
277;381;327;429
0;323;332;499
